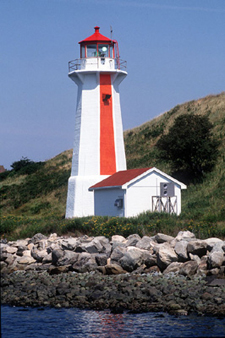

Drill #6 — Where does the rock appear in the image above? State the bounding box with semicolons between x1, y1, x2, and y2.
211;241;225;253
119;247;143;272
175;231;196;242
5;246;17;254
52;249;64;265
95;253;108;266
111;245;127;263
156;243;178;271
72;252;97;273
207;251;224;269
5;254;15;266
187;240;207;258
204;238;223;251
136;236;155;251
105;264;126;275
141;250;157;268
189;253;201;265
145;265;161;274
29;233;47;244
174;241;189;262
197;256;208;274
48;233;58;242
163;262;182;275
22;250;32;257
17;256;36;265
16;246;27;257
31;248;48;263
57;250;79;266
48;265;69;275
0;252;11;262
61;238;79;251
37;239;48;250
42;253;53;264
179;261;198;277
125;234;141;247
111;235;126;244
154;233;174;244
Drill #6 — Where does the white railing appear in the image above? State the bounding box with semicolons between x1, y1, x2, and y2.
68;58;127;72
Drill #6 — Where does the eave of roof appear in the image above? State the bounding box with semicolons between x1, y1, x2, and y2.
89;168;152;190
89;167;187;191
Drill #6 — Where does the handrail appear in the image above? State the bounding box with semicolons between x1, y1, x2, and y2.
68;58;127;72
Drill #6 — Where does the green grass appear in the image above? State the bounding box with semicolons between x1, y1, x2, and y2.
1;211;224;241
0;93;225;240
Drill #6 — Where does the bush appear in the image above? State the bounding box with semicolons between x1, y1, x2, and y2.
156;114;220;182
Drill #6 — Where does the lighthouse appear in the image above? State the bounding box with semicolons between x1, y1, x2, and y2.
66;26;127;218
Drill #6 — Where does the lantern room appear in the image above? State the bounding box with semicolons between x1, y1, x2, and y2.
68;26;127;72
79;26;115;58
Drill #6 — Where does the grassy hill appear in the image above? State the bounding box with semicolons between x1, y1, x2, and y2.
1;92;225;239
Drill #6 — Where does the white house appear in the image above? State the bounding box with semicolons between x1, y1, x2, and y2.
89;167;187;217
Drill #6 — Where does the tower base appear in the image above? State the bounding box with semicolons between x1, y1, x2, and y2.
65;175;109;218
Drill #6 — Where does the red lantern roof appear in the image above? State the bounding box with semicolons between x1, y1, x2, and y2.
79;26;113;44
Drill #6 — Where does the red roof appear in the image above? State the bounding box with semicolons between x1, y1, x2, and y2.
90;168;152;189
79;26;113;44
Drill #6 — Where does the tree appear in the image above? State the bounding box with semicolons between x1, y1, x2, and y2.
156;114;219;181
10;157;43;175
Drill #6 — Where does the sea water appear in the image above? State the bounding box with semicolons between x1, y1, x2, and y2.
1;305;225;338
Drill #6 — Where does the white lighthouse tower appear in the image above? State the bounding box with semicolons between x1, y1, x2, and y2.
66;26;127;218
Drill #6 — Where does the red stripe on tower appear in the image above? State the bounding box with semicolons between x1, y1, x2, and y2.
100;73;116;175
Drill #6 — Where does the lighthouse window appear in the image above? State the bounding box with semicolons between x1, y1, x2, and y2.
98;45;108;57
81;46;85;58
110;45;113;58
87;44;97;57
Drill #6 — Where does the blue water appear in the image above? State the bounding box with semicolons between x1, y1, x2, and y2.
1;305;225;338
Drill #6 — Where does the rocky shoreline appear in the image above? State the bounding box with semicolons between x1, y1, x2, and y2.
1;231;225;316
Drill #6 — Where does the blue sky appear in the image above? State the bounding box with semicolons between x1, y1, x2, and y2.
1;0;225;170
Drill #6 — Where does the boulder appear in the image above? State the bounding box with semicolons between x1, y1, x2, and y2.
204;238;223;252
187;240;207;258
72;252;98;273
141;250;157;267
95;253;108;266
125;234;141;247
154;233;174;244
163;262;182;275
175;231;196;242
29;233;47;244
42;253;53;264
57;250;79;266
31;248;48;263
104;264;126;275
5;254;16;266
174;241;189;262
211;241;225;253
111;235;126;244
156;243;178;271
189;253;201;265
22;250;32;257
179;261;198;277
111;245;127;263
119;247;143;272
207;251;225;269
16;246;27;257
5;246;17;254
52;249;64;265
136;236;156;251
61;238;79;251
17;256;36;265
